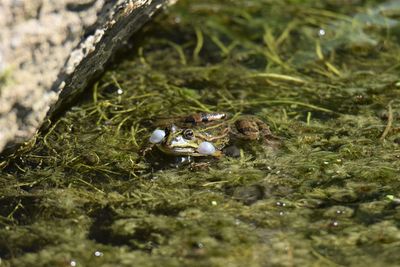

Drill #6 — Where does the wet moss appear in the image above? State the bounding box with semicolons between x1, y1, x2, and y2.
1;0;400;266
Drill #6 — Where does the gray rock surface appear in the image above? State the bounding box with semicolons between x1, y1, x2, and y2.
0;0;172;155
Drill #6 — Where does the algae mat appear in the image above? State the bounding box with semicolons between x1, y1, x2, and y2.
1;0;400;266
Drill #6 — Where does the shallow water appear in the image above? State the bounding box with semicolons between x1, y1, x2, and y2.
1;0;400;266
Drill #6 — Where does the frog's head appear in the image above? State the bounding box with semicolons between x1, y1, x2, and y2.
149;124;221;157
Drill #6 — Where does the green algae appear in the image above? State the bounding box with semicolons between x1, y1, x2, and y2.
1;0;400;266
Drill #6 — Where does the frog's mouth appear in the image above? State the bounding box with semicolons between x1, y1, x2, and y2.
157;144;201;156
158;135;198;155
164;146;196;154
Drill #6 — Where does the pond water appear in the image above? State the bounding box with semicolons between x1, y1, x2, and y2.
1;0;400;266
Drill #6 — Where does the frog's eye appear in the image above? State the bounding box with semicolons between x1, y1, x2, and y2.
183;129;194;139
149;129;166;144
198;141;216;155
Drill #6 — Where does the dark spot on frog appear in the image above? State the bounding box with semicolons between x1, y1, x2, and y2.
235;121;259;134
184;112;226;124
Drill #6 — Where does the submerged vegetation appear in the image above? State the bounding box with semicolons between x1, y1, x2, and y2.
1;0;400;266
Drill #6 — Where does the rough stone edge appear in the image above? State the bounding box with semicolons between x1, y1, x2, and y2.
1;0;172;156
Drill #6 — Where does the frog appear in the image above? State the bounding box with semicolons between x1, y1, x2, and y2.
146;112;278;157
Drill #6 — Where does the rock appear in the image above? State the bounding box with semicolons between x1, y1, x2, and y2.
0;0;174;155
